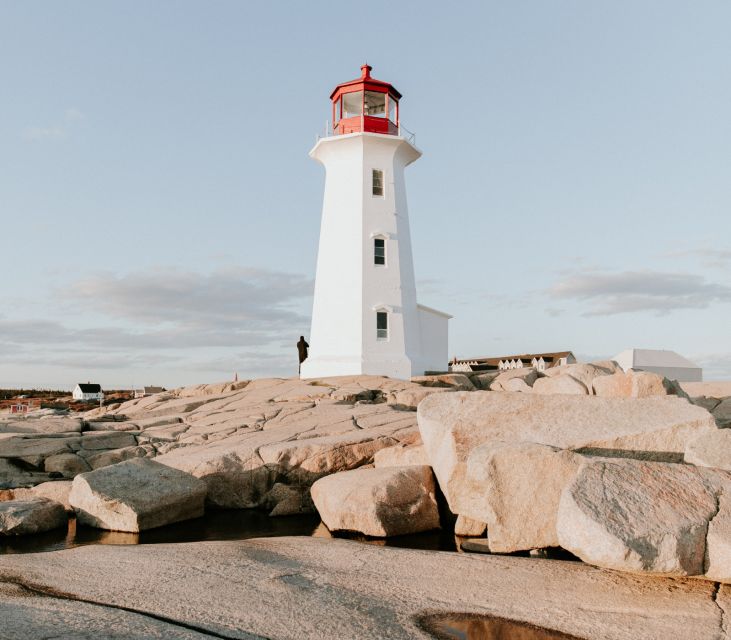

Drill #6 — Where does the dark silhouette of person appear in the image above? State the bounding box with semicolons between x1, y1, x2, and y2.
297;336;309;374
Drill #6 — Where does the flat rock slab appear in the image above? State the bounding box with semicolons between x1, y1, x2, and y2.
0;436;80;466
311;465;440;537
0;582;214;640
418;391;715;515
80;431;138;450
0;497;67;536
0;417;83;435
0;537;725;640
69;458;207;532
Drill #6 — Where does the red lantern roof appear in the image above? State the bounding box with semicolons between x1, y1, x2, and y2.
330;65;401;136
329;64;402;101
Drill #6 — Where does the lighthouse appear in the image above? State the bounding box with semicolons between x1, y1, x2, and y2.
300;65;451;381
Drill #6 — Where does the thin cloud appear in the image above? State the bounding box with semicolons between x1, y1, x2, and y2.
664;248;731;270
64;108;85;121
0;267;313;362
548;269;731;316
64;266;312;329
22;107;85;142
23;126;66;141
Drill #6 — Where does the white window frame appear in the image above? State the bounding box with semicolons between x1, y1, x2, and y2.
372;168;384;197
373;236;386;266
376;310;388;341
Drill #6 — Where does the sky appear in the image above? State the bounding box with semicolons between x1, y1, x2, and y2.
0;1;729;389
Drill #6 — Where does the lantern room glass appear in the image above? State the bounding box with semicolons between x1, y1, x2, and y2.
388;96;397;124
342;91;363;118
364;91;386;117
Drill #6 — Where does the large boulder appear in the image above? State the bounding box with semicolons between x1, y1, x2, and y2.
44;452;90;477
531;374;588;396
705;491;731;582
411;374;475;391
0;498;67;536
463;442;583;552
489;368;539;392
87;445;152;470
386;386;451;410
685;429;731;471
454;514;487;537
714;398;731;428
310;465;440;537
373;443;428;468
542;363;614;392
556;458;727;576
418;392;716;516
69;459;207;532
592;370;687;399
471;371;500;390
31;481;73;511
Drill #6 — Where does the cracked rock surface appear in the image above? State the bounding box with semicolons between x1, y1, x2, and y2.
0;536;727;640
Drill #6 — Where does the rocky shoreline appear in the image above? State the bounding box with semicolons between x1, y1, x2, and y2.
2;365;731;637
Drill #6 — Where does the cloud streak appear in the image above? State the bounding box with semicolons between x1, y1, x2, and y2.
64;267;312;329
0;266;313;380
548;269;731;316
22;107;85;142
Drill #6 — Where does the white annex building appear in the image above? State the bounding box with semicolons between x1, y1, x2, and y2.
301;65;451;380
72;383;104;402
613;349;703;382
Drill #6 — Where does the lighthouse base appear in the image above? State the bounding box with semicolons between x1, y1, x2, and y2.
300;354;415;381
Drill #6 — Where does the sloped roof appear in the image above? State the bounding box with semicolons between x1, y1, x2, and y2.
615;349;700;369
417;303;453;319
137;386;164;394
76;383;102;393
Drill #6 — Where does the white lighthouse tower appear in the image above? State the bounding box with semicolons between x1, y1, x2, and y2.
301;65;450;380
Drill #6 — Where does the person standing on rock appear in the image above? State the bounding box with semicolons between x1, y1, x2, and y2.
297;336;309;375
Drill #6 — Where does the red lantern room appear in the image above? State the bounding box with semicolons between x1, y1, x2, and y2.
331;64;401;136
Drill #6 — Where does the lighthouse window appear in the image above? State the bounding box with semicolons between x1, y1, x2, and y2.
343;91;363;118
374;238;386;265
372;169;384;196
388;96;397;123
364;91;386;117
376;311;388;340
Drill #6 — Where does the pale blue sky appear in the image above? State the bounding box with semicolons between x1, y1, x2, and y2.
1;1;729;388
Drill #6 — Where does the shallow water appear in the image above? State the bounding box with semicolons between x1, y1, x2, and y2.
0;510;457;555
418;613;585;640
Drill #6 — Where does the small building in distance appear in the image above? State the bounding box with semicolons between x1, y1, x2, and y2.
9;402;32;414
613;349;702;382
72;383;104;402
451;351;576;373
134;386;165;399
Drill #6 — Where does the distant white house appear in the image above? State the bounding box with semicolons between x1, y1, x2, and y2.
613;349;702;382
133;386;165;399
72;383;104;402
